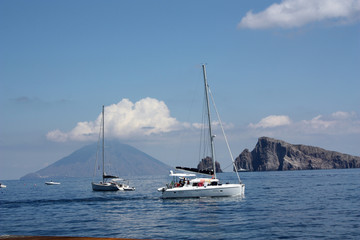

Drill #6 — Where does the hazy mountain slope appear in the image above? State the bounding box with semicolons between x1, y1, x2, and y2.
21;141;171;179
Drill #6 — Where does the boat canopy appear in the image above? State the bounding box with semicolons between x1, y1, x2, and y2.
169;170;196;177
111;178;125;181
190;178;219;183
176;166;214;175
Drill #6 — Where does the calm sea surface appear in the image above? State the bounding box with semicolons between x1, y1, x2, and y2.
1;169;359;239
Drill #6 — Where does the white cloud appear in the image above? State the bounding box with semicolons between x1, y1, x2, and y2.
249;115;291;128
238;0;360;29
331;111;356;119
300;112;360;134
46;129;69;142
192;121;234;130
248;111;360;135
47;98;182;142
301;115;335;129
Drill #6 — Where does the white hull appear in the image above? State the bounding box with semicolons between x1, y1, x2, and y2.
0;184;6;188
92;182;120;191
45;182;60;185
123;186;136;191
160;183;245;199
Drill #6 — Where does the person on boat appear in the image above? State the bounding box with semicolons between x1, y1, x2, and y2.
180;178;186;187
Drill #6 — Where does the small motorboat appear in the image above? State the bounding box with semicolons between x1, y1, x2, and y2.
45;181;60;185
111;178;135;191
0;183;6;188
123;186;136;191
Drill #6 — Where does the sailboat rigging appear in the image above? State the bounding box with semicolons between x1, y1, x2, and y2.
158;65;245;198
91;105;135;191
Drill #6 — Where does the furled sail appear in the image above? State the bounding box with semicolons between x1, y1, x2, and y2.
175;166;214;175
103;174;118;179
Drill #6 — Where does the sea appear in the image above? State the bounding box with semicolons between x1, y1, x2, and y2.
1;169;359;240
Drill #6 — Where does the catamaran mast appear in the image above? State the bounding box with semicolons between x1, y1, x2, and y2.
102;105;105;182
202;64;217;179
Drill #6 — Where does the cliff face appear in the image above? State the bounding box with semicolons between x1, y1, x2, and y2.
235;137;360;171
197;156;223;173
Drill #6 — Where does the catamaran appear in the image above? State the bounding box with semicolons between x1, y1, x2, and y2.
158;65;245;199
91;105;135;191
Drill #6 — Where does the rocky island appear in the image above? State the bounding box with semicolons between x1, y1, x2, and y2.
197;156;223;173
235;137;360;171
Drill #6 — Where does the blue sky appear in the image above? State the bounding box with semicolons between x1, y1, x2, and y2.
1;0;360;180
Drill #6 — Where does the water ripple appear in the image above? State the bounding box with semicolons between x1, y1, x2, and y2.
1;170;360;239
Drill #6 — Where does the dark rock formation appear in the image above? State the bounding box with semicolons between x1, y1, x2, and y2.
197;156;223;173
235;137;360;171
21;141;171;180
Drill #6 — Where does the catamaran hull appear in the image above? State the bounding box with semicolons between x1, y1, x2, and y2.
91;182;120;191
160;183;245;199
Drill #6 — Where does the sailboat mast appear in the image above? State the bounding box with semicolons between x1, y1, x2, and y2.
102;105;105;182
202;64;217;179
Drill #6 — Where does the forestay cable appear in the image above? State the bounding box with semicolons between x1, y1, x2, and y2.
208;87;242;184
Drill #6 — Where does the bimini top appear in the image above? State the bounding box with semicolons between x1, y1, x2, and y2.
169;170;196;177
190;178;219;183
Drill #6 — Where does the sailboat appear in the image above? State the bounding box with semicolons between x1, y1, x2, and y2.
158;65;245;199
91;105;135;191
